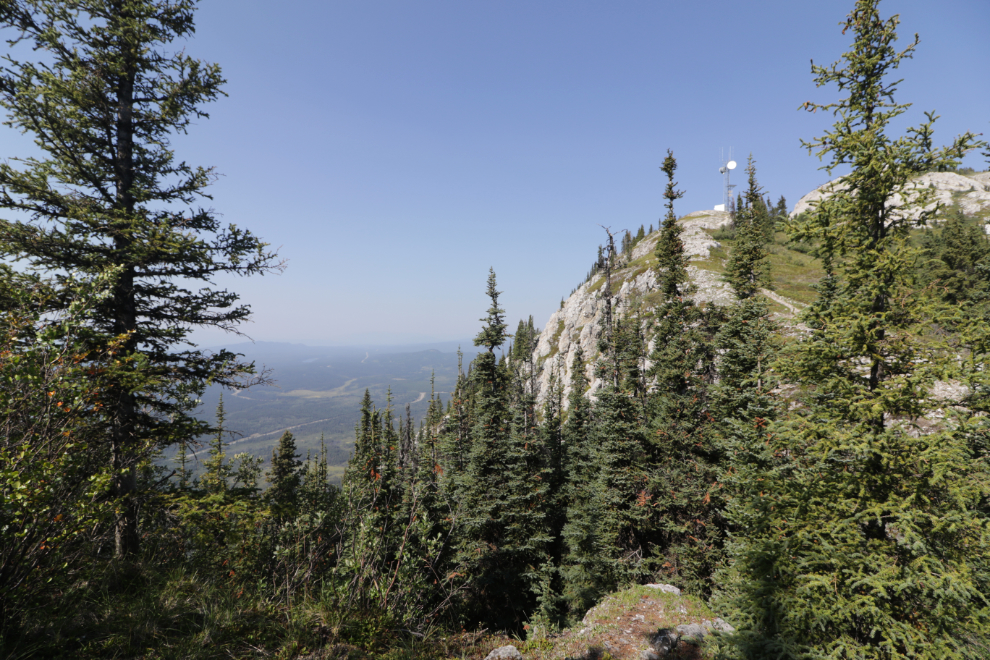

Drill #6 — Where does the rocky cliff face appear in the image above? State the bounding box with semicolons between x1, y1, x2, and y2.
531;169;990;408
530;210;738;408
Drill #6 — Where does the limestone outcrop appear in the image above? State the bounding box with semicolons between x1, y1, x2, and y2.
529;169;990;409
791;171;990;222
530;210;736;408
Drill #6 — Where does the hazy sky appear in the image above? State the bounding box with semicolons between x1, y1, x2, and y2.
5;0;990;347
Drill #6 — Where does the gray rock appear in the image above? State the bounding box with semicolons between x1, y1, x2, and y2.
640;651;661;660
704;617;736;634
651;628;679;655
790;172;990;223
484;645;523;660
528;211;739;410
676;623;708;641
644;583;681;596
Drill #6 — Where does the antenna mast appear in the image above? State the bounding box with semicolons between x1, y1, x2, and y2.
718;148;737;212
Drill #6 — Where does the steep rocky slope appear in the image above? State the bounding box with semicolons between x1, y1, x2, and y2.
529;210;740;408
530;170;990;408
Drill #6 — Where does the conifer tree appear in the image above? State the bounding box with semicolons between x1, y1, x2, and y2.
298;435;335;516
588;361;649;588
724;157;772;299
0;0;280;556
654;151;688;300
459;269;540;630
647;150;724;594
774;195;788;221
453;271;555;631
201;394;232;495
176;437;191;490
267;431;302;519
533;369;567;629
730;3;990;657
559;347;607;614
712;158;782;631
918;210;990;310
715;156;779;425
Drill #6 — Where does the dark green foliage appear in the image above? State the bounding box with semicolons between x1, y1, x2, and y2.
0;0;280;556
267;431;302;518
588;379;649;587
559;348;607;614
774;195;788;220
475;268;511;353
646;150;726;595
511;316;538;362
724;156;773;299
456;270;551;632
646;301;724;594
298;436;336;515
655;150;688;299
201;394;232;495
918;210;990;309
728;3;990;657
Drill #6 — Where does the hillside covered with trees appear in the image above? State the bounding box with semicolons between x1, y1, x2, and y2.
2;1;990;659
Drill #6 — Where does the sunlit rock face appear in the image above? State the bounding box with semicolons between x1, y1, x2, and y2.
530;210;736;409
791;171;990;224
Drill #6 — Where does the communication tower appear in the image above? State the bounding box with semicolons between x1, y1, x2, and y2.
715;148;737;212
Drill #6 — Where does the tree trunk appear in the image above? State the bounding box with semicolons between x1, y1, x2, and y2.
112;6;140;557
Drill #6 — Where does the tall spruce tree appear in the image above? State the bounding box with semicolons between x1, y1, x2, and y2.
459;269;543;631
584;223;651;590
712;157;782;633
0;0;280;556
201;393;232;495
267;431;302;519
729;2;990;657
559;347;607;615
724;157;772;299
647;150;725;594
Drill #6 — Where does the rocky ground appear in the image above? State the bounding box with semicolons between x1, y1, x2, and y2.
475;584;733;660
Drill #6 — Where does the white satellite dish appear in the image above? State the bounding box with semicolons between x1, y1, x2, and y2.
719;166;726;174
727;160;737;170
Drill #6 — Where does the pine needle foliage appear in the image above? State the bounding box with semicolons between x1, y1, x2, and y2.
457;269;548;632
0;0;281;556
724;156;773;300
655;150;689;300
267;431;302;520
647;150;725;595
560;347;608;615
729;2;990;657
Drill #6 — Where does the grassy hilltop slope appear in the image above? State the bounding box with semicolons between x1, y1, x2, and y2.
530;168;990;408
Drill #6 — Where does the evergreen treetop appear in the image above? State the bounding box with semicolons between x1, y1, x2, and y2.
655;150;688;299
724;156;772;300
0;0;281;556
474;268;510;353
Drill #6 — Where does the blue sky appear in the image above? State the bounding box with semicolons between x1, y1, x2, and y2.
8;0;990;347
